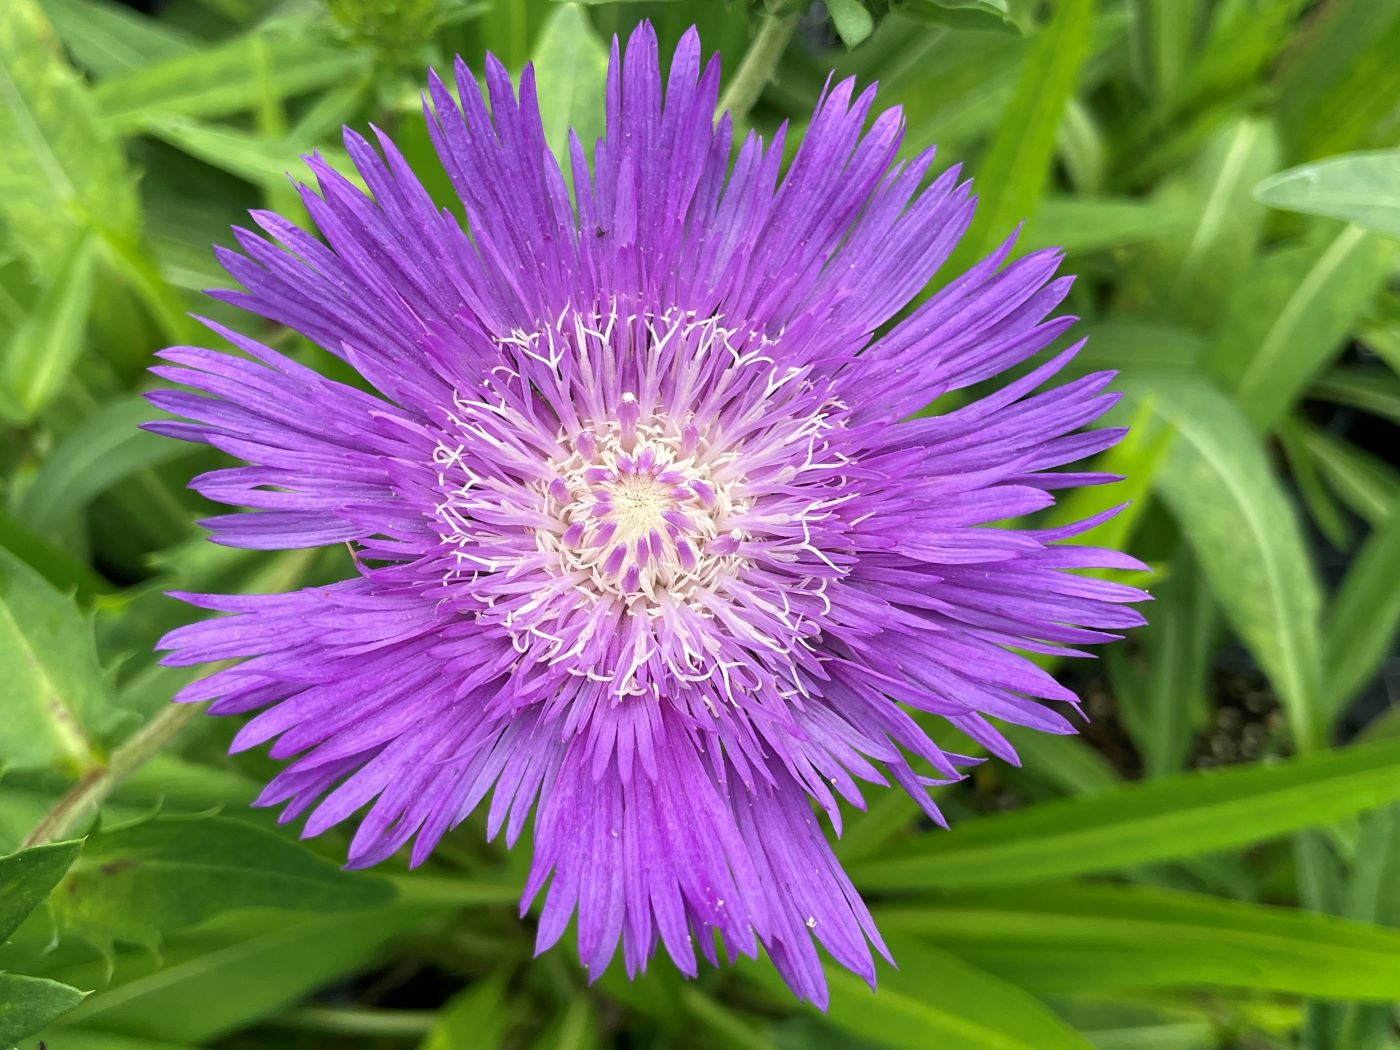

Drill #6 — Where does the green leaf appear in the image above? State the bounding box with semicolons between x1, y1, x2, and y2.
1028;195;1194;256
1136;0;1199;99
1163;116;1279;328
0;547;114;775
0;0;140;276
1310;367;1400;425
1;840;83;942
748;937;1093;1050
47;904;435;1044
827;0;876;48
531;3;610;162
41;0;198;79
850;736;1400;891
900;0;1028;34
420;970;514;1050
51;815;394;956
94;28;366;133
0;504;112;600
1323;498;1400;719
142;114;360;192
950;0;1095;267
1295;420;1400;529
0;972;87;1046
1208;225;1395;431
1255;151;1400;240
2;230;98;419
881;882;1400;1000
1140;377;1326;751
18;396;197;537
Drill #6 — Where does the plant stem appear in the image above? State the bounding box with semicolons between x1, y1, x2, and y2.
717;7;801;124
23;702;203;847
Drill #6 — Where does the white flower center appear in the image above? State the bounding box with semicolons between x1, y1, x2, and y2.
541;395;746;603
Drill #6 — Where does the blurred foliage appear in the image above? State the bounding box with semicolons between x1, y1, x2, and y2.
0;0;1398;1048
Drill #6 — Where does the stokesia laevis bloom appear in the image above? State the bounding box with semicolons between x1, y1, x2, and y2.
149;23;1147;1005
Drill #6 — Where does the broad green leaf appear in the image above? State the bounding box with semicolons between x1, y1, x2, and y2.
0;547;113;775
850;735;1400;891
1141;377;1325;751
94;28;366;133
747;937;1093;1050
2;230;98;419
827;0;876;47
951;0;1095;267
881;882;1400;999
1209;225;1395;431
1255;151;1400;240
51;815;394;956
47;904;436;1043
0;0;140;276
1;840;83;942
420;970;514;1050
41;0;198;79
531;3;610;162
19;396;197;537
0;972;87;1045
1323;499;1400;719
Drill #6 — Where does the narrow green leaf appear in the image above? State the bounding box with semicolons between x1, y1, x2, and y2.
0;505;112;599
748;937;1092;1050
952;0;1096;267
2;230;98;419
51;815;394;956
881;882;1400;999
1296;421;1399;529
1255;151;1400;240
19;396;197;536
531;3;610;162
850;736;1400;891
1209;225;1395;431
1164;116;1279;327
1309;367;1400;425
0;840;82;942
1139;0;1198;98
1140;377;1326;751
49;904;435;1043
142;115;359;192
0;972;87;1045
1323;499;1400;719
41;0;198;79
0;0;140;275
1279;421;1354;549
1028;195;1194;256
0;547;113;775
94;28;366;133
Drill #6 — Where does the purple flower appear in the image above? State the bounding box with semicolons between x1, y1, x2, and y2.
149;23;1146;1005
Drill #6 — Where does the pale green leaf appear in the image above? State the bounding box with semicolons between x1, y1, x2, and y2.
41;0;198;79
531;3;610;162
0;972;87;1045
2;230;98;419
0;547;114;775
827;0;876;48
0;0;140;275
0;840;82;942
1256;151;1400;240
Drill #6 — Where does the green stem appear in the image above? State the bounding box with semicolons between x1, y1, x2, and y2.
23;702;203;847
717;7;801;124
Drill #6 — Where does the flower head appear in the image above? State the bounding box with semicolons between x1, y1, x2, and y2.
150;23;1147;1005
